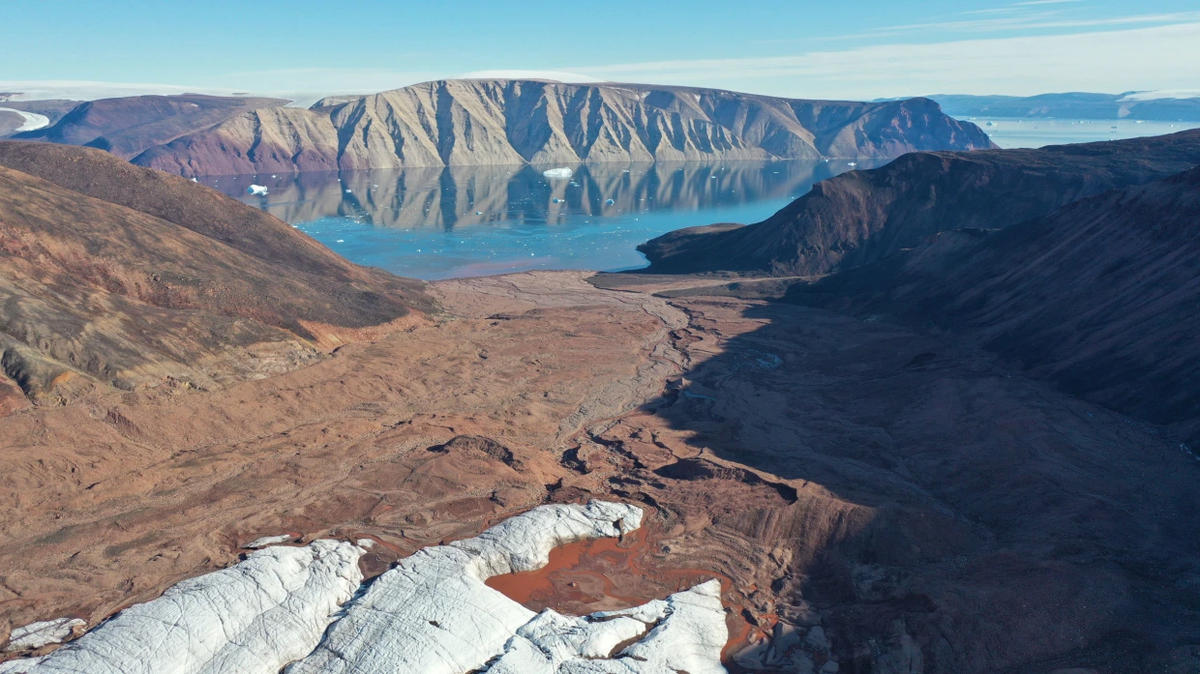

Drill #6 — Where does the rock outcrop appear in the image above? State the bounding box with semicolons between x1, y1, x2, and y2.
639;128;1200;275
128;79;994;176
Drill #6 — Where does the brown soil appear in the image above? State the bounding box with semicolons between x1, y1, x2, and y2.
1;271;1197;673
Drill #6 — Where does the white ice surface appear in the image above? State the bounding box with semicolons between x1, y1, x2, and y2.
4;619;84;652
3;501;729;674
246;184;269;196
0;108;50;133
245;534;291;548
13;540;364;674
286;500;645;674
542;167;574;178
484;579;727;674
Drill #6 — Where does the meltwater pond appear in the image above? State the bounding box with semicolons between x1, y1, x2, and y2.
203;161;875;279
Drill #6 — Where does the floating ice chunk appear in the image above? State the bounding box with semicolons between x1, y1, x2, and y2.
344;189;352;193
244;534;291;549
4;618;85;652
18;540;365;674
287;501;645;674
605;198;615;205
542;167;573;179
246;184;268;196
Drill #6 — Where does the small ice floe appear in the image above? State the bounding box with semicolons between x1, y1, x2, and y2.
476;211;483;215
4;618;86;652
246;184;268;196
605;198;615;205
847;162;857;167
336;239;345;243
542;167;573;179
244;534;292;549
344;189;352;194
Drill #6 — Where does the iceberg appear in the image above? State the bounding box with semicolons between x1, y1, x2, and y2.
246;184;268;196
542;167;573;179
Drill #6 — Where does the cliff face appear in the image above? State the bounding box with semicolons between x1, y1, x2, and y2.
129;80;995;176
0;142;432;404
787;165;1200;437
639;129;1200;275
15;94;290;159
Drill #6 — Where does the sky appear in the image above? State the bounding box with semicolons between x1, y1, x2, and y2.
3;0;1199;102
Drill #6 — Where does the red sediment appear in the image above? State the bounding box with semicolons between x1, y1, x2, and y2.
484;529;755;666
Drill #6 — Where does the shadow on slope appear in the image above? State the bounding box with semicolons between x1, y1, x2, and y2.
634;295;1200;674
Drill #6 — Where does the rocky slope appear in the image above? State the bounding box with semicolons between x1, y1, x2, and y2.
14;94;289;158
0;141;431;404
786;164;1200;442
127;79;994;176
639;129;1200;275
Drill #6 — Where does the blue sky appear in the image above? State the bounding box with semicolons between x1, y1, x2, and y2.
3;0;1199;101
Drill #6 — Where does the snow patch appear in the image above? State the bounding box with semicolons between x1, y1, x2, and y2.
4;619;84;652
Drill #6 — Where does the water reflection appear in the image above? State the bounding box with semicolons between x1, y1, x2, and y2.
200;160;881;279
202;160;877;229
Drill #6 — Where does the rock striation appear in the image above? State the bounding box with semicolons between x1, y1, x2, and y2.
127;79;994;176
1;502;728;674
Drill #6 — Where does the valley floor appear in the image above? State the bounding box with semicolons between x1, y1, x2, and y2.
1;272;1197;673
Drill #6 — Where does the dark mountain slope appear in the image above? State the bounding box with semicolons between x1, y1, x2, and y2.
639;129;1200;275
0;142;433;405
787;165;1200;438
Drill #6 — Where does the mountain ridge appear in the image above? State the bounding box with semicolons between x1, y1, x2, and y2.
127;79;995;176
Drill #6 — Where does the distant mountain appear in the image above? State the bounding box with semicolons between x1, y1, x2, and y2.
929;92;1200;121
638;129;1200;275
0;141;432;406
13;94;290;158
786;164;1200;441
126;80;994;176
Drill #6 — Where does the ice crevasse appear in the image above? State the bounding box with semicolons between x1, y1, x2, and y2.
1;501;729;674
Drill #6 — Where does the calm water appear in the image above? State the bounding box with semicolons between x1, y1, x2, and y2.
203;161;878;279
203;121;1194;279
964;117;1200;149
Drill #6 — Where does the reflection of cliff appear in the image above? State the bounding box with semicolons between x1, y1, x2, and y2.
207;160;880;229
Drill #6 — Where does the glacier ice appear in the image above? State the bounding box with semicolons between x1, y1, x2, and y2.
7;540;365;673
4;619;84;652
1;501;729;674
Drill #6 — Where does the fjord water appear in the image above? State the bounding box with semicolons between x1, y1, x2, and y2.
204;161;875;279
